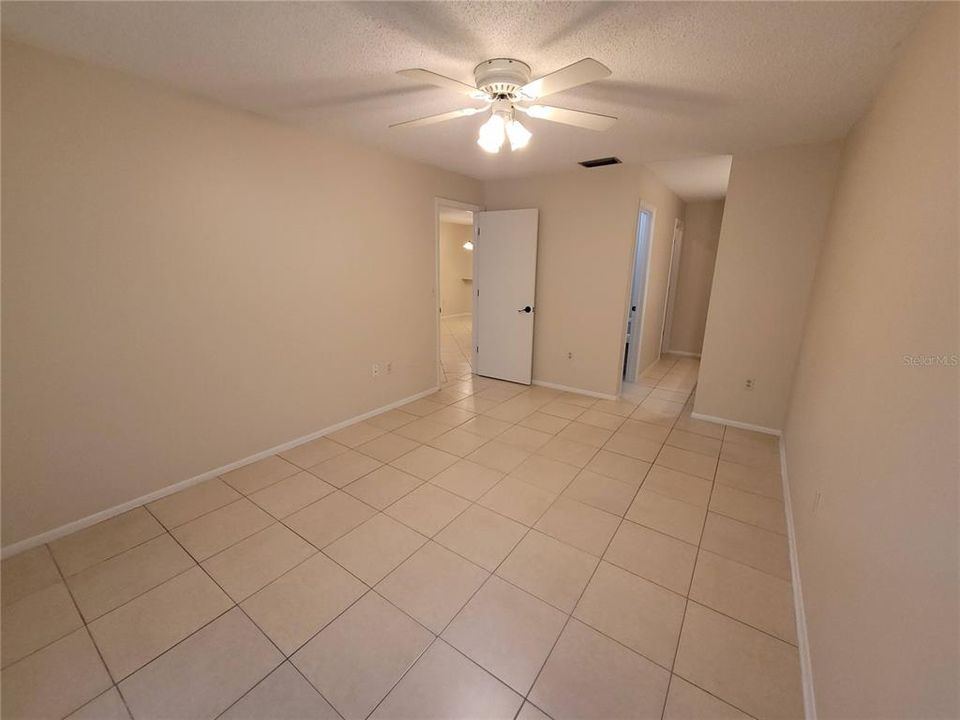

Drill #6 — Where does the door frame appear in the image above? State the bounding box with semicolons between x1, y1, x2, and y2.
617;200;657;394
434;197;483;387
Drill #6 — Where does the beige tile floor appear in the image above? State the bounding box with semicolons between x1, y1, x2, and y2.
440;315;473;383
1;354;804;720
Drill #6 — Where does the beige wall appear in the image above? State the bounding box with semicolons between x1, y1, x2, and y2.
439;222;474;317
784;6;959;718
668;199;724;355
1;42;481;547
483;166;683;396
695;142;842;430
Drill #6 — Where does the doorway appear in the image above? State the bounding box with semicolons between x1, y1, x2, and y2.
622;206;655;384
436;201;480;385
660;218;685;353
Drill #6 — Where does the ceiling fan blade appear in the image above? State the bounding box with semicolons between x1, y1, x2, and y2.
520;58;611;100
397;68;485;98
389;106;487;129
519;104;617;131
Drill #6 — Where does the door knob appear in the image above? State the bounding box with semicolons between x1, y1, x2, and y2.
518;305;533;313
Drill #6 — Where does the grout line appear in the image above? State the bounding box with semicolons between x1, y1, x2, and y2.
155;492;261;534
21;533;163;616
215;658;349;720
519;434;650;708
68;685;135;720
682;596;800;647
82;561;201;625
361;436;590;719
705;506;788;537
433;448;792;702
50;522;169;583
287;662;350;720
45;541;137;719
132;506;356;719
659;412;720;720
212;657;288;714
139;505;315;666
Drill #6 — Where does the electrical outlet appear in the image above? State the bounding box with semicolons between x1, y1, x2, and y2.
567;352;574;360
385;361;392;374
744;378;755;390
372;363;381;378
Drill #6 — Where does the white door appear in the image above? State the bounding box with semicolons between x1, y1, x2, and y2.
475;209;539;384
624;210;653;382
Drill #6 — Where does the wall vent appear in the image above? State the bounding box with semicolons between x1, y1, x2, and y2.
579;156;622;168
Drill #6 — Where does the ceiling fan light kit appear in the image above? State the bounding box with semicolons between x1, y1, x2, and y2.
477;103;532;154
477;110;506;152
392;57;617;154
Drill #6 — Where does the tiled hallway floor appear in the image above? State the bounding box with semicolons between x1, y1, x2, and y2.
440;314;473;383
1;355;804;720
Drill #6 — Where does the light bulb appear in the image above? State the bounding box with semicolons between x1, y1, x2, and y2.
507;119;532;150
477;113;505;153
462;240;474;250
477;134;502;153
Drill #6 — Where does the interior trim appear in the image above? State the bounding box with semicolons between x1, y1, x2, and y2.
779;436;818;719
690;411;782;437
533;379;618;401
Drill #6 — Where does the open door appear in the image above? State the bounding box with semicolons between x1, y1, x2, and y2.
475;209;539;384
623;208;654;383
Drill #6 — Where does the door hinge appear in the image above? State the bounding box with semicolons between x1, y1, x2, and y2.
476;346;479;353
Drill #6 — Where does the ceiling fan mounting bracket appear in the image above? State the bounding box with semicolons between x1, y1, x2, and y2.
473;58;532;100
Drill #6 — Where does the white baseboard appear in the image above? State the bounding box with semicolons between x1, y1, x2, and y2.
440;312;472;319
665;349;702;358
1;385;440;559
690;411;782;437
532;379;618;401
778;436;817;720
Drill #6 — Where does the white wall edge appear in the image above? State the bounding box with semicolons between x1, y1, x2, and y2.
532;379;618;401
779;435;818;720
665;349;702;358
1;385;440;559
690;411;782;437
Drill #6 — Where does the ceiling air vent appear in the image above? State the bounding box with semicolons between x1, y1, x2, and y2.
579;156;622;168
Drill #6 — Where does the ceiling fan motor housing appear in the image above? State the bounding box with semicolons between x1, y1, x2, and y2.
474;58;532;100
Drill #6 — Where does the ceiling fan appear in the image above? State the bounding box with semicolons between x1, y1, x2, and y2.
390;58;616;153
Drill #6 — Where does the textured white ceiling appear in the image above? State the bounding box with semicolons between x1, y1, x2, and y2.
647;155;732;201
2;1;927;181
